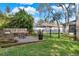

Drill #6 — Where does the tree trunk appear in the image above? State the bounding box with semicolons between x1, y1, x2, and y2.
75;4;78;41
61;4;69;34
65;4;71;34
67;10;70;34
56;20;60;38
64;7;69;34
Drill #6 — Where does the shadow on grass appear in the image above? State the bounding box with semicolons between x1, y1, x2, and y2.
0;33;79;56
42;38;79;56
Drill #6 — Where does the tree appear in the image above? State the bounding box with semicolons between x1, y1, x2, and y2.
76;4;79;40
37;19;44;26
37;3;64;38
37;3;52;21
6;5;10;13
5;8;34;32
5;5;11;17
58;3;76;34
0;8;10;29
37;3;53;37
0;9;3;18
51;12;63;38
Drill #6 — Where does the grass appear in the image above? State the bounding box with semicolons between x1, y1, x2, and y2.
0;33;79;56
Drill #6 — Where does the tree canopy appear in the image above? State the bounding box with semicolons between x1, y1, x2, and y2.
5;8;34;32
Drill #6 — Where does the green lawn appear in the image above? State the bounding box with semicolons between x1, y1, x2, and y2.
0;34;79;56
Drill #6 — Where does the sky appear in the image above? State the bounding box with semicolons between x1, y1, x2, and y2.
0;0;78;3
0;3;76;23
0;3;40;22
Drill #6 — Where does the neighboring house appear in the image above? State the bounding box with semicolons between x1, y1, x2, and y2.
63;20;76;34
69;20;76;33
33;21;63;33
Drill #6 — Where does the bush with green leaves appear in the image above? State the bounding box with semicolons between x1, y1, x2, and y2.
5;9;34;32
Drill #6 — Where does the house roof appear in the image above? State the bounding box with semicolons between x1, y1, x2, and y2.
37;22;63;28
63;20;76;25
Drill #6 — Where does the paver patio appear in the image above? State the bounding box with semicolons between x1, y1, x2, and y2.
14;36;39;43
0;36;41;48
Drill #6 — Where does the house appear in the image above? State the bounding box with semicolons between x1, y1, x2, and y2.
63;20;76;34
33;21;63;33
69;20;76;33
62;20;76;40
